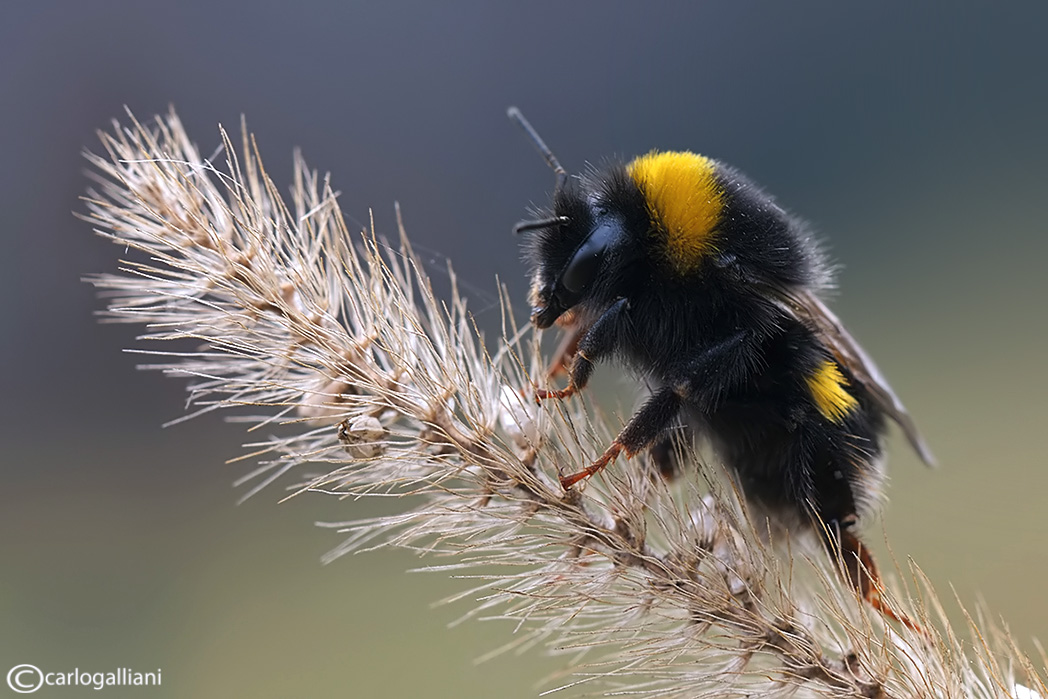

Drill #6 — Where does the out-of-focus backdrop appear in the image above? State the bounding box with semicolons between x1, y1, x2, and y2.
2;3;1046;697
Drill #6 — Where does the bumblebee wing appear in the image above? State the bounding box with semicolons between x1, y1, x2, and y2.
773;287;936;466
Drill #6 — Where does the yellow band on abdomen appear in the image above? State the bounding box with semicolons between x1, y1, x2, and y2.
806;359;858;422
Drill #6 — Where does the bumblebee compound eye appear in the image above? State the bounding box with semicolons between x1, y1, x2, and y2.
560;220;617;296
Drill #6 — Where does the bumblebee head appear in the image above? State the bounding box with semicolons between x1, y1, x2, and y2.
509;107;639;329
522;184;632;329
516;151;725;330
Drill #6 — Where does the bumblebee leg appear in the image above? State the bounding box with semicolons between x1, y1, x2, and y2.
648;424;691;480
830;527;925;634
536;322;589;400
546;320;587;380
561;386;682;488
537;298;627;402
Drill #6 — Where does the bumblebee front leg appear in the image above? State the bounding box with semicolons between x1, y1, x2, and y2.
537;298;626;401
546;319;588;381
560;387;683;488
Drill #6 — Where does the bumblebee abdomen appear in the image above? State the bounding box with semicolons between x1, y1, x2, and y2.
706;388;885;524
682;321;886;523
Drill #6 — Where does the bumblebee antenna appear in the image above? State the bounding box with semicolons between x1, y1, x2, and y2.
507;106;567;197
513;215;569;234
508;107;571;235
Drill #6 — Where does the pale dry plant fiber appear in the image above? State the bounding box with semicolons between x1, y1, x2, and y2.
82;109;1047;699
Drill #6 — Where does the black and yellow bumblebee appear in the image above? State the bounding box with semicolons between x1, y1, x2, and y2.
509;107;935;629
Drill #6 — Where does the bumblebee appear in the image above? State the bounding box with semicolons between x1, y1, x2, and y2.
508;107;935;629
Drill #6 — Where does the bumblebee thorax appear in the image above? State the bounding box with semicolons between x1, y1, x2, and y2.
627;151;724;276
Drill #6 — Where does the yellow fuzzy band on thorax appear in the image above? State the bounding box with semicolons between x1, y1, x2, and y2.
627;151;724;274
807;359;859;423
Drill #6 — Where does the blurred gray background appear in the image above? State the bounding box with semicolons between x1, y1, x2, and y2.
2;2;1046;697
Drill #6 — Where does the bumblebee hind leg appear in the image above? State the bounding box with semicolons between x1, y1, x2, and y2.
825;525;925;635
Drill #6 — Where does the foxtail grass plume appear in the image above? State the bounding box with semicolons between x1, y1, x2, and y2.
82;110;1046;698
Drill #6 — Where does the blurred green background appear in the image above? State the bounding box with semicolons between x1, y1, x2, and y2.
2;3;1046;697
